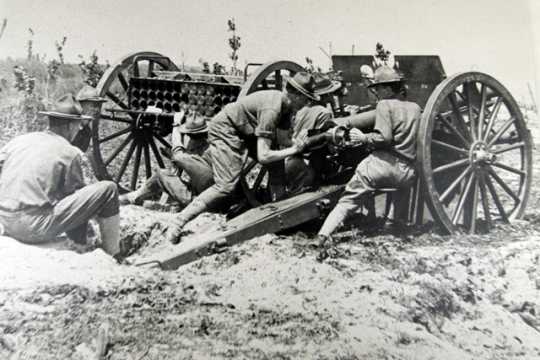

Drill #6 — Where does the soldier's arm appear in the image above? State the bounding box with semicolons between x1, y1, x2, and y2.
63;153;86;195
354;101;392;148
255;109;305;164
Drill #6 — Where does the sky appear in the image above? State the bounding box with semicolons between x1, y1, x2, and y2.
0;0;537;102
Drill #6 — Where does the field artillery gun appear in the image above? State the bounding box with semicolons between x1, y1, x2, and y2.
89;52;533;269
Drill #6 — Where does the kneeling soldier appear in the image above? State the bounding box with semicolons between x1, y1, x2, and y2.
0;94;121;259
317;66;420;240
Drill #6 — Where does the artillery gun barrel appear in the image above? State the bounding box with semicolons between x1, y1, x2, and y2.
140;90;148;98
164;91;172;101
156;91;165;100
132;89;140;98
148;91;157;100
333;109;376;131
131;100;139;108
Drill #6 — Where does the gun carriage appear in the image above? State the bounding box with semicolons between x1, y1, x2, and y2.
90;51;532;269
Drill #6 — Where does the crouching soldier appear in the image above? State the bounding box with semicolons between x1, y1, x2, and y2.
165;72;318;244
317;66;421;241
119;112;214;208
0;94;121;259
72;85;107;151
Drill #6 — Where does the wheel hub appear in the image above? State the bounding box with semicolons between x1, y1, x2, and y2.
470;140;496;164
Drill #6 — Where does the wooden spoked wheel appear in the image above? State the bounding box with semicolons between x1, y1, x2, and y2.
238;60;305;207
418;72;532;234
91;51;179;193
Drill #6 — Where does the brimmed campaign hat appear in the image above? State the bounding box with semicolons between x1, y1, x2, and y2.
286;72;320;101
38;94;93;121
76;85;107;102
179;113;209;134
313;73;342;95
367;66;403;88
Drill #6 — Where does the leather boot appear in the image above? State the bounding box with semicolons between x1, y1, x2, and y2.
166;199;207;244
97;214;120;257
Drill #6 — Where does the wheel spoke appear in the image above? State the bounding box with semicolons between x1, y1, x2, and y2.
114;139;137;183
437;115;471;147
486;166;520;202
154;134;171;149
133;61;140;78
130;142;142;190
148;136;165;168
492;142;525;154
448;94;472;142
433;158;469;175
482;97;502;142
98;127;132;144
478;172;492;229
468;176;479;233
148;61;155;77
440;165;472;203
253;167;268;191
275;70;283;90
432;139;469;155
491;161;525;177
106;91;128;110
117;71;129;92
451;172;475;225
100;113;132;124
143;142;152;179
484;170;509;222
464;82;477;140
487;116;515;147
477;83;487;140
104;134;133;166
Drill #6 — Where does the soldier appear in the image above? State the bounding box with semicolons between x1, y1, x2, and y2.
285;73;342;194
317;66;420;241
119;112;214;208
0;94;121;259
165;72;319;244
72;85;107;151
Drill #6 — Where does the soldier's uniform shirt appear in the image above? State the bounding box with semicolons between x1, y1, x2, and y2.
0;131;118;243
196;90;291;208
0;131;85;210
339;98;421;208
285;104;334;194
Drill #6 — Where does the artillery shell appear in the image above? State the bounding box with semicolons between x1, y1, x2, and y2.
164;101;173;112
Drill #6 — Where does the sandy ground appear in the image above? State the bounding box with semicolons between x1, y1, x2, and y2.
0;111;540;359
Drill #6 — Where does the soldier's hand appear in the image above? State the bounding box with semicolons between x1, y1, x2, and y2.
348;128;367;145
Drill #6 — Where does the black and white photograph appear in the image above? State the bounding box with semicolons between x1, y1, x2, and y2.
0;0;540;358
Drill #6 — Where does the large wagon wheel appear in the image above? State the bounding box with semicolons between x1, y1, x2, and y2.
418;72;532;234
238;60;305;206
91;51;179;193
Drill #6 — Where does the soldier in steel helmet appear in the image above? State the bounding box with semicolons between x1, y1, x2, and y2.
119;112;214;209
317;66;421;243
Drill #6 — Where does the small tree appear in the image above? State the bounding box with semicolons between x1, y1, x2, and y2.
27;28;34;60
55;36;67;64
79;51;108;87
227;18;241;75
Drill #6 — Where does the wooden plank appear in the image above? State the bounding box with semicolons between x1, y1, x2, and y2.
156;185;345;270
